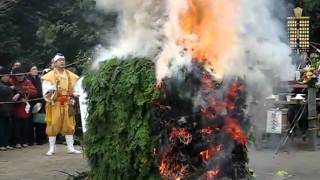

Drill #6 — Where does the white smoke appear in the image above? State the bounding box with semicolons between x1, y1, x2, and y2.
235;0;295;122
94;0;295;125
231;0;295;135
94;0;295;105
226;0;295;92
93;0;297;177
154;0;296;88
93;0;166;68
94;0;295;80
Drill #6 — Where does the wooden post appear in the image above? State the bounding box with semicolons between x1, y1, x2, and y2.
307;88;318;151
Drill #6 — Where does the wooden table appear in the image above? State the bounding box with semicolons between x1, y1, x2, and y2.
268;100;305;105
279;81;307;89
266;99;320;105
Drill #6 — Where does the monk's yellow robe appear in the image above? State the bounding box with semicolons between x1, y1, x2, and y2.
41;69;79;136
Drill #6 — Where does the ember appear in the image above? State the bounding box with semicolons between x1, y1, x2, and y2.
200;128;219;135
200;144;223;160
206;170;220;180
170;128;192;145
154;64;250;179
159;154;188;179
224;117;248;145
154;0;249;179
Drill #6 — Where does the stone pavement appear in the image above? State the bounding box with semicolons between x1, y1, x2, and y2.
1;143;320;180
249;146;320;180
0;144;88;180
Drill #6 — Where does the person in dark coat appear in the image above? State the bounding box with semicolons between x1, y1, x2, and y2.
11;67;37;148
27;65;47;145
0;67;14;150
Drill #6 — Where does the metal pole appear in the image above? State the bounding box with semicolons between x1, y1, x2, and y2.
307;88;318;151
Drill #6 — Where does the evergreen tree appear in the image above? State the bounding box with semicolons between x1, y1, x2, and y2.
0;0;116;68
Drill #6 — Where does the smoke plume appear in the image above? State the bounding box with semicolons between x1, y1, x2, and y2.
93;0;166;68
92;0;296;178
93;0;295;141
94;0;294;85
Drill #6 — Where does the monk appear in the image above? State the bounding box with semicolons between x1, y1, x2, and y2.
42;53;81;155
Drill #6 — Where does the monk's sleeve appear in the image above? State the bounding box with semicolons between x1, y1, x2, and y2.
73;77;84;97
42;80;56;97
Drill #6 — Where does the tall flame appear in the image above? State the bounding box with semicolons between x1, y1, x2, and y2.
178;0;238;78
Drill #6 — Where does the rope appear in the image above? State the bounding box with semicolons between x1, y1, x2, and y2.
310;44;320;53
310;42;320;46
0;97;44;104
0;60;82;77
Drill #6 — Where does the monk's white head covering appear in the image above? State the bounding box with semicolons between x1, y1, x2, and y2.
53;53;65;62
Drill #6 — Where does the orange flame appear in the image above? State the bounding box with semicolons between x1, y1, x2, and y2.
200;107;215;119
200;144;223;160
201;96;224;119
224;83;239;112
159;163;166;175
200;127;219;135
226;83;238;99
224;117;247;145
160;155;186;179
179;0;238;77
159;155;168;176
170;128;193;144
224;100;236;112
207;170;220;180
208;97;224;114
201;73;215;90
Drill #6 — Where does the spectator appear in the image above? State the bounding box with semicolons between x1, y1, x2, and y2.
11;62;21;73
11;67;37;148
27;65;47;145
0;67;14;150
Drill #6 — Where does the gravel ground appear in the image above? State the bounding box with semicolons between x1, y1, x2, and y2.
0;144;88;180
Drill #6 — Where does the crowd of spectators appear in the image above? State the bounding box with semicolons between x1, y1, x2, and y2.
0;62;50;150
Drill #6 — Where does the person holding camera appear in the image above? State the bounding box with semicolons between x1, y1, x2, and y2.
11;67;37;148
27;65;47;145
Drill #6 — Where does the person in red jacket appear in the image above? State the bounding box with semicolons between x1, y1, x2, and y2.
11;67;37;148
